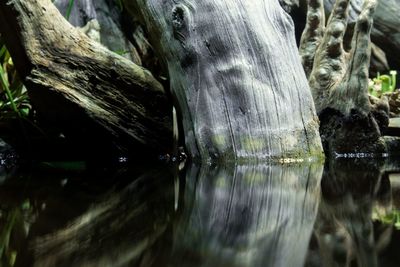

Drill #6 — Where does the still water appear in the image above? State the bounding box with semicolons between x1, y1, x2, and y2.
1;158;400;267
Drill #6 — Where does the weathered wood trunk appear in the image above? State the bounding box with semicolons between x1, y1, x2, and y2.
124;0;323;161
0;0;172;157
299;0;390;154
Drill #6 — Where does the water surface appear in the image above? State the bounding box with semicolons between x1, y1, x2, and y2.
1;158;400;267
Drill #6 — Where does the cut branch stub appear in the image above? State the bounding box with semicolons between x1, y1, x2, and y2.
302;0;384;154
0;0;172;157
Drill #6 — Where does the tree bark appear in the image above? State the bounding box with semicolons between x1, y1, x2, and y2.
299;0;390;154
0;0;172;157
124;0;323;162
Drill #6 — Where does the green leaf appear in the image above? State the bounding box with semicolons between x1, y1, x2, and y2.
114;49;129;56
65;0;75;20
21;200;30;211
40;161;87;171
0;45;6;59
380;75;391;93
9;250;17;266
0;65;21;117
19;108;29;117
0;209;18;258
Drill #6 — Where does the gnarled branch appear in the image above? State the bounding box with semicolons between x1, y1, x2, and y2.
0;0;172;157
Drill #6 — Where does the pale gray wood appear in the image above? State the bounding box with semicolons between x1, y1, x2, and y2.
299;0;391;154
125;0;323;162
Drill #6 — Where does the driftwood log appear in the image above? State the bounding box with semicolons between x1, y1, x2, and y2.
0;0;326;161
124;0;323;161
0;0;172;158
299;0;389;154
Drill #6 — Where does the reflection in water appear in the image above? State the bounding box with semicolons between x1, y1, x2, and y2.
30;168;175;267
170;162;323;267
21;162;322;267
306;159;400;267
3;159;400;266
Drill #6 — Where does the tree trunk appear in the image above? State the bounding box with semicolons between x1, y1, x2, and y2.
124;0;323;162
299;0;390;154
0;0;172;157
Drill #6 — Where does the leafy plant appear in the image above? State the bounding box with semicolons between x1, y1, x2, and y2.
0;200;34;267
0;42;31;119
368;70;397;97
113;49;129;56
373;208;400;229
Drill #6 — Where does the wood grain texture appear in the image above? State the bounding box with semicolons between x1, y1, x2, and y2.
299;0;325;78
0;0;172;156
305;0;377;116
125;0;323;162
302;0;387;154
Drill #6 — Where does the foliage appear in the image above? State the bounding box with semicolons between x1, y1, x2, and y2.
113;50;130;56
368;70;397;98
373;208;400;229
0;200;34;267
65;0;75;21
0;40;31;119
